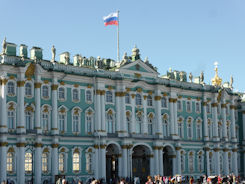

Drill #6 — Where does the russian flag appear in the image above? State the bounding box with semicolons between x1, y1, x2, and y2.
103;12;118;26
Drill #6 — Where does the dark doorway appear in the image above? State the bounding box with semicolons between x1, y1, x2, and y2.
106;144;119;182
163;146;173;176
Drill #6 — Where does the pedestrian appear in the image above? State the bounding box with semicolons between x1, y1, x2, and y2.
145;176;153;184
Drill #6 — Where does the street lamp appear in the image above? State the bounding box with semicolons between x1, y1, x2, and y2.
27;137;35;184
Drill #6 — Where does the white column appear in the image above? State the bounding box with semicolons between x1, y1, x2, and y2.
232;149;238;176
115;91;121;132
122;146;128;177
203;96;209;141
0;76;8;133
51;79;58;135
0;136;7;182
223;148;229;175
158;148;163;175
176;148;181;175
17;72;25;134
95;90;101;131
212;97;219;141
172;156;177;175
150;154;154;176
121;92;127;134
221;100;228;140
101;91;106;132
94;146;99;179
154;147;159;174
131;94;136;133
169;99;175;136
34;76;42;134
118;155;122;178
34;139;42;184
100;145;106;180
214;148;220;175
51;141;58;183
154;90;162;137
205;149;210;176
17;137;25;184
173;100;178;136
142;95;148;134
230;99;236;142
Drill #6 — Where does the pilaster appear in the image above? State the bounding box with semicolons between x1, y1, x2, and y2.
17;71;26;134
142;95;148;135
0;74;8;133
232;146;238;176
212;94;219;142
0;135;7;182
221;98;228;141
213;146;220;175
17;136;26;184
202;95;209;141
51;138;59;183
34;136;42;184
223;145;229;175
51;77;58;135
230;97;237;142
154;87;163;138
34;72;42;134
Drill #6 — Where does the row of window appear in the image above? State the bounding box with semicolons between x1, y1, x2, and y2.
7;148;93;174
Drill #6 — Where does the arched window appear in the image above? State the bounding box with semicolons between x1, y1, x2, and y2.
7;103;16;130
25;111;33;130
42;113;49;132
207;103;211;113
220;154;223;173
73;89;79;101
162;114;169;137
198;152;204;172
125;93;130;104
25;152;32;172
147;95;152;106
209;152;213;173
106;91;113;103
208;119;212;139
7;81;15;96
86;113;93;134
187;118;193;139
59;153;65;173
196;102;200;113
42;85;49;99
58;87;65;100
72;108;81;133
7;152;14;172
148;114;153;135
177;100;182;111
58;111;66;133
218;122;222;138
42;152;48;173
236;125;239;140
228;152;232;172
136;113;142;134
86;151;93;173
25;82;32;96
161;97;167;108
227;122;230;139
180;151;185;172
136;94;142;106
186;101;192;112
178;117;183;138
106;111;113;133
126;111;131;133
85;90;92;102
188;152;194;172
196;119;202;140
73;152;80;172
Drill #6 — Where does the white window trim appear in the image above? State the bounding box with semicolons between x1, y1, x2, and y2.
58;86;66;101
24;81;34;98
195;101;201;113
85;147;95;174
180;150;186;172
178;117;184;138
7;80;16;97
72;107;82;134
187;117;193;139
58;105;68;134
196;118;202;140
41;105;52;133
197;151;204;172
207;103;211;114
177;100;182;112
7;147;16;174
188;151;195;173
106;109;115;133
147;95;153;107
41;147;51;174
85;108;94;134
41;84;51;100
58;147;68;174
135;93;143;107
7;102;17;131
125;93;131;104
161;96;168;109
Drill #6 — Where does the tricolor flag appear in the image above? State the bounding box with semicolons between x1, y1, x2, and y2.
103;12;119;26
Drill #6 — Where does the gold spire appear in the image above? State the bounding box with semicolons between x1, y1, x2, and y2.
212;61;222;86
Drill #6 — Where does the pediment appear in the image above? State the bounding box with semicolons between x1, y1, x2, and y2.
118;59;159;78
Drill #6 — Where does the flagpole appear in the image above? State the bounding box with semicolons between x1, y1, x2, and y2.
117;10;120;63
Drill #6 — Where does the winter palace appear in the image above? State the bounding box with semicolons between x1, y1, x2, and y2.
0;38;244;184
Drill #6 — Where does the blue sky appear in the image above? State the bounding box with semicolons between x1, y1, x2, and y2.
1;0;245;92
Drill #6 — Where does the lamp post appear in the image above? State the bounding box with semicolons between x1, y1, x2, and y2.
27;137;35;184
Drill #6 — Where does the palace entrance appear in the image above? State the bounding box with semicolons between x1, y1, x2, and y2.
132;145;150;183
163;146;174;176
106;144;119;182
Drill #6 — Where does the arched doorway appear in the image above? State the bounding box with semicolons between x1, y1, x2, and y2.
163;146;174;176
106;144;120;182
132;145;151;183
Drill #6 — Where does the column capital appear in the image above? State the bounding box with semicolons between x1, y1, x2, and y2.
0;142;8;147
203;147;210;151
175;146;182;151
211;103;218;107
230;105;237;110
213;148;220;152
154;96;161;101
16;142;26;147
223;148;229;152
34;82;42;88
221;104;227;108
51;143;59;148
51;84;58;90
115;91;125;97
202;101;207;106
17;80;25;87
0;78;8;85
34;143;43;148
169;98;177;103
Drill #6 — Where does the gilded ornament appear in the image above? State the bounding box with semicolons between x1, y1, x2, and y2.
59;81;65;85
34;143;43;147
0;142;8;147
211;62;222;86
131;94;136;99
25;63;35;78
43;80;49;84
16;142;26;147
136;88;142;93
74;84;79;88
175;146;181;151
8;147;14;152
51;84;58;90
87;84;92;88
34;82;42;88
43;148;49;153
221;104;226;108
154;96;161;101
134;73;141;78
51;143;59;148
17;81;25;87
211;103;218;107
126;88;131;92
143;95;147;100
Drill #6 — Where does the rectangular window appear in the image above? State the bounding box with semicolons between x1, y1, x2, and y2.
73;153;80;171
25;112;32;130
7;153;13;172
59;153;65;172
186;101;191;112
125;94;130;104
59;114;65;132
86;153;92;173
73;115;79;133
42;153;48;172
177;100;182;111
8;111;15;129
42;113;49;131
196;102;200;113
87;116;92;133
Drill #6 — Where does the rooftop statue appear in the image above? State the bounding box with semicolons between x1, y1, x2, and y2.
200;71;204;84
230;75;233;89
64;54;70;65
211;61;222;87
78;55;83;67
189;72;193;82
179;71;184;82
2;37;7;55
51;45;56;62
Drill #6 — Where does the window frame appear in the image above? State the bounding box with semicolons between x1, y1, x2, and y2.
58;87;66;101
25;82;33;98
106;91;113;103
41;85;50;100
85;89;92;103
72;88;80;102
7;80;16;97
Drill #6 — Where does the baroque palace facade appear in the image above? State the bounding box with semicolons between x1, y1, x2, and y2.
0;39;244;184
